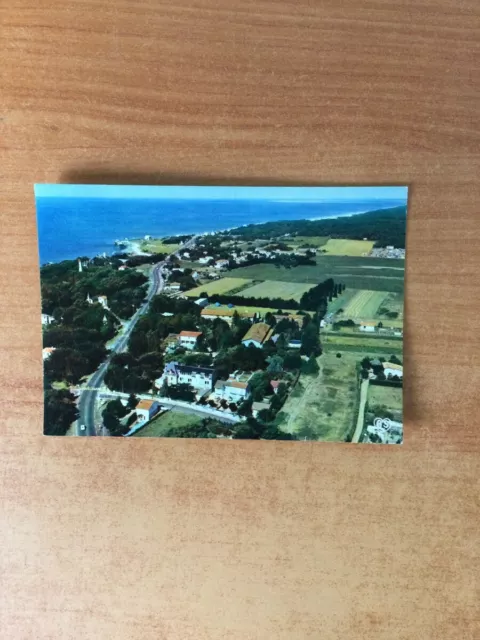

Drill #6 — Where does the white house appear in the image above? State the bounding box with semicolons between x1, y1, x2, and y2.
135;399;160;423
178;330;202;350
241;322;274;348
181;251;190;259
97;295;108;309
215;259;229;269
215;378;250;402
383;362;403;379
164;282;181;292
359;321;376;333
288;339;302;349
41;313;55;326
194;298;209;308
198;256;214;265
159;361;215;392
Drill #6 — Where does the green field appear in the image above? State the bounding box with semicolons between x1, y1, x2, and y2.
133;410;202;437
230;256;405;293
377;292;404;321
368;385;403;414
185;277;252;297
323;334;403;354
341;290;389;318
322;238;374;256
279;350;360;441
238;280;315;302
326;289;357;314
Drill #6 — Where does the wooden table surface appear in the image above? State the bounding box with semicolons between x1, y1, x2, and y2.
1;1;479;638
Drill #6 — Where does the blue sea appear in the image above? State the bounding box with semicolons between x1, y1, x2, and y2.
36;197;405;265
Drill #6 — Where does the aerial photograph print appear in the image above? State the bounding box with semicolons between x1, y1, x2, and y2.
36;184;408;443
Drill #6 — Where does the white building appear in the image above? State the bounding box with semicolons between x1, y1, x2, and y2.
96;295;108;309
214;371;253;402
178;330;202;350
135;399;160;423
159;361;215;392
164;282;181;292
198;256;214;265
215;259;229;269
359;322;376;333
383;362;403;379
41;313;55;326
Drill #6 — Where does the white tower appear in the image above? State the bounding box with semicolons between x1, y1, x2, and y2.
78;259;83;273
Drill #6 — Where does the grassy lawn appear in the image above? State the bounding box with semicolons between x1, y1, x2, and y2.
341;290;389;318
184;277;252;297
141;239;180;254
279;349;360;442
322;238;374;256
238;280;315;302
368;385;403;414
229;256;405;293
132;410;202;437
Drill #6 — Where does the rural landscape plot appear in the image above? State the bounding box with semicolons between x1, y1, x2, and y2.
36;184;407;444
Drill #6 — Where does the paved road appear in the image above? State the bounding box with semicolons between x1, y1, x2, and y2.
352;378;369;443
76;238;198;436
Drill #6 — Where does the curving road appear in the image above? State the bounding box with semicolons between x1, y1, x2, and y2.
76;238;198;436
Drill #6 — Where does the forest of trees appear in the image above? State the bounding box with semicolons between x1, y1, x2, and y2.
223;206;407;248
41;258;150;385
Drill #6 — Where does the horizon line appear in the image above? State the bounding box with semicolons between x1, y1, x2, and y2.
35;184;408;203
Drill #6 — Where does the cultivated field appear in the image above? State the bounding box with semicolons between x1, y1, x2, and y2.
230;256;405;293
185;277;252;297
323;334;403;354
133;410;201;437
326;289;357;314
322;238;374;256
238;280;315;302
341;290;389;318
279;349;360;441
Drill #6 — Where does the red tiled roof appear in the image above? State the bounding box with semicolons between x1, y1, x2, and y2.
179;330;202;338
136;399;156;410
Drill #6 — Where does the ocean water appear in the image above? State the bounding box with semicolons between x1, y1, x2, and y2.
36;197;405;264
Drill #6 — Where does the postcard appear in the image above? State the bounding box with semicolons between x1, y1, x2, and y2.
36;185;407;443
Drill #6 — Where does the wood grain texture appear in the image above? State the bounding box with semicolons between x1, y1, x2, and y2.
1;1;479;638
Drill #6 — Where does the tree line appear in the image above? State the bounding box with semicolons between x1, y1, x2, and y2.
222;205;407;248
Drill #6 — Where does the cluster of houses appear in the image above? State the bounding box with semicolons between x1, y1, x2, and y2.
365;418;403;444
369;246;405;259
367;359;403;380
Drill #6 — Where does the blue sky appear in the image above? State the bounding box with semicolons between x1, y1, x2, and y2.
35;184;408;202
